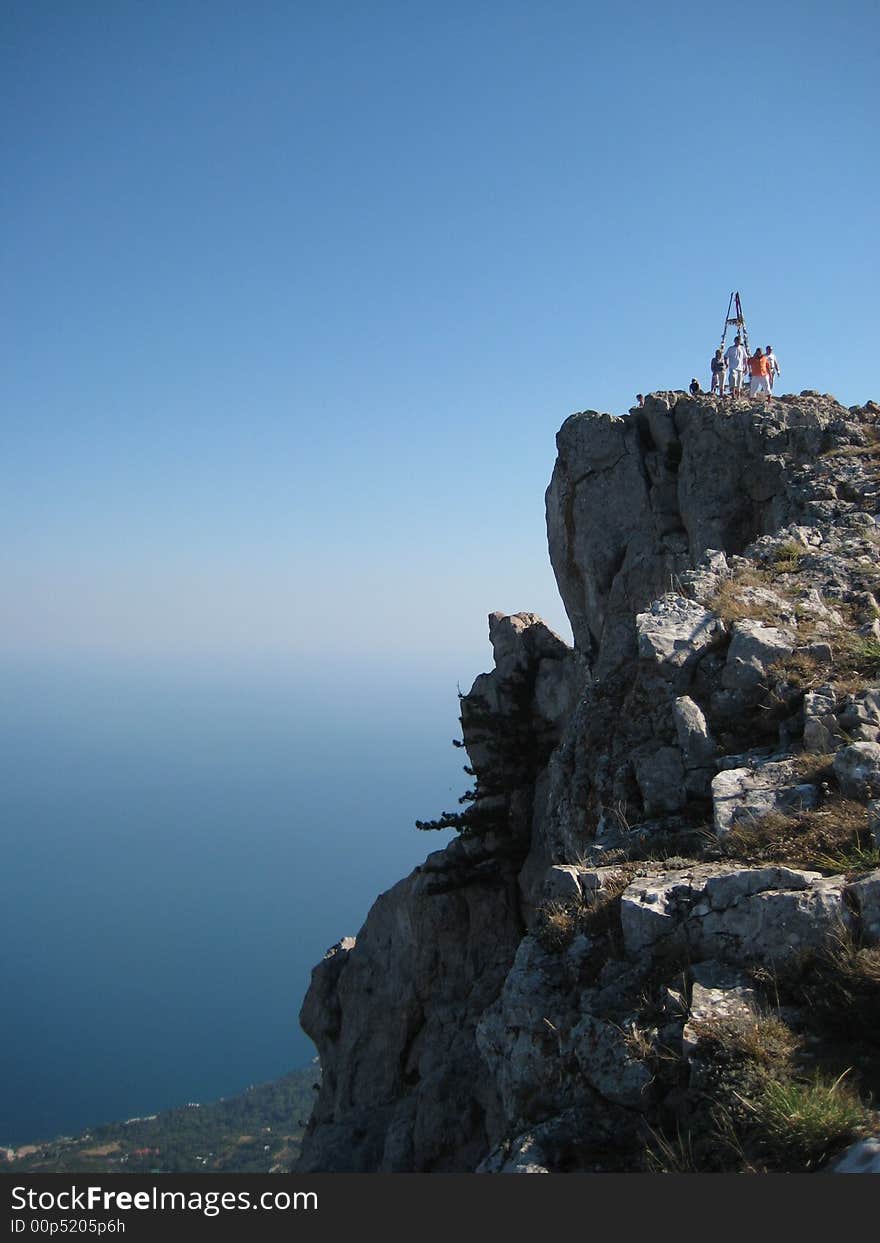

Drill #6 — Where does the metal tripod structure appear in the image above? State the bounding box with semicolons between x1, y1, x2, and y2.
720;291;749;355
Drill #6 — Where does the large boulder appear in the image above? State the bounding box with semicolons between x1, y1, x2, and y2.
711;759;820;835
636;596;725;685
620;864;849;965
721;620;794;692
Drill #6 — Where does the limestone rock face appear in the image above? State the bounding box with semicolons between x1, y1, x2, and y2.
298;854;523;1172
546;392;854;674
459;611;577;842
298;394;880;1174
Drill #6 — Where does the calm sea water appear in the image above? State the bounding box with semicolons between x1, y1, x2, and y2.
0;656;464;1144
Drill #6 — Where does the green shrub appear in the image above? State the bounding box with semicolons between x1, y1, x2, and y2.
740;1071;868;1170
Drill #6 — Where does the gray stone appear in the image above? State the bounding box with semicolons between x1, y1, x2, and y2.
690;960;756;990
837;689;880;744
298;846;523;1172
833;743;880;800
543;865;584;903
573;867;619;897
636;596;724;679
869;800;880;848
547;394;850;673
487;610;570;669
463;612;574;794
830;1137;880;1173
682;971;757;1058
475;936;578;1130
569;1013;653;1110
534;657;576;725
845;869;880;944
721;620;794;691
542;864;616;904
803;688;842;752
619;864;848;965
673;695;716;766
804;716;836;752
711;761;819;835
688;875;848;964
300;393;880;1173
804;689;836;718
795;588;843;629
633;746;686;814
702;866;817;907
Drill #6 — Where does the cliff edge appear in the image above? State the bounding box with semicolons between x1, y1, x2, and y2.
297;391;880;1173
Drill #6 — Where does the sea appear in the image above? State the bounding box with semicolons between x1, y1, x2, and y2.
0;655;466;1145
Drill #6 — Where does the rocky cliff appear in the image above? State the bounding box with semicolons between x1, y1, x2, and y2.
297;391;880;1173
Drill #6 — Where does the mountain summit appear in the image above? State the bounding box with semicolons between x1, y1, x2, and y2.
298;391;880;1173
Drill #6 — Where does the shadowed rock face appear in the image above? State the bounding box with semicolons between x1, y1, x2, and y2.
298;392;880;1173
298;863;523;1172
546;392;854;674
297;612;570;1172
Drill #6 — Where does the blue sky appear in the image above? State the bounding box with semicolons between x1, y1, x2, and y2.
4;0;878;674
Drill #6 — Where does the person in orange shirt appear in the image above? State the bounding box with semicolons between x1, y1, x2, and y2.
748;347;771;399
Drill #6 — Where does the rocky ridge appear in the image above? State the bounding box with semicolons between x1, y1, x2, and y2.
298;391;880;1173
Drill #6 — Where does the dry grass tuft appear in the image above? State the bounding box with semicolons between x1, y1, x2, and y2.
690;1011;800;1072
533;898;591;953
770;540;806;575
533;868;634;952
709;580;788;627
769;649;828;690
719;797;878;874
771;631;880;692
821;425;880;460
644;1125;697;1173
772;932;880;1040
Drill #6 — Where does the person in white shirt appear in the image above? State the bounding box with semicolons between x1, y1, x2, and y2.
724;336;748;398
765;346;780;394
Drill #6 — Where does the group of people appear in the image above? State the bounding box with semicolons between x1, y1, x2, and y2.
636;337;781;408
709;338;780;400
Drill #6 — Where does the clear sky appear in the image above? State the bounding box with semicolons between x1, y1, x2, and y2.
4;0;878;673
